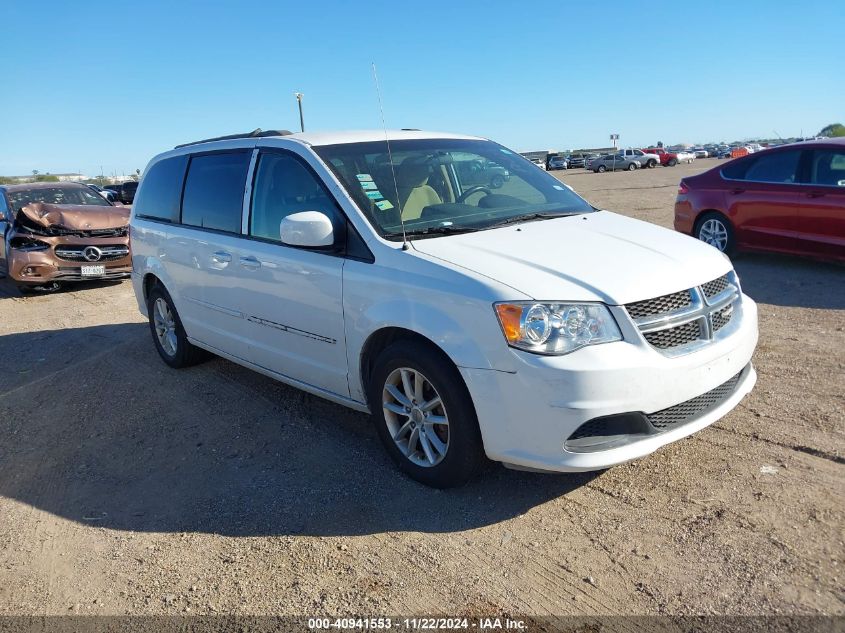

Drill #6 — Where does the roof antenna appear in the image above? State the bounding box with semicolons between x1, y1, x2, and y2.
372;62;409;251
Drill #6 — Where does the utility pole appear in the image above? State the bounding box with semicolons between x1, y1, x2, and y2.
294;92;305;132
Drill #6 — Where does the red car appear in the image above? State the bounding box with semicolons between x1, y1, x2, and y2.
674;138;845;262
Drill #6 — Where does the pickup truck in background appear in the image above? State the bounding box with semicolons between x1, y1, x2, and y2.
642;148;681;167
616;148;660;169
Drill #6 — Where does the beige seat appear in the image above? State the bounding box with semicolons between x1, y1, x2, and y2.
395;161;441;220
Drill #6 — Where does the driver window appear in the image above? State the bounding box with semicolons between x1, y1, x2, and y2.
250;152;340;242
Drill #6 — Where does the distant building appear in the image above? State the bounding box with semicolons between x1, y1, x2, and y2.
7;173;88;183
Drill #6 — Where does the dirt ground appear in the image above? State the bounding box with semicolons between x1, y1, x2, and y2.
0;160;842;618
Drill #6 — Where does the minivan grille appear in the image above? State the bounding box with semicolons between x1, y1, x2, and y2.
625;290;692;320
625;272;740;355
712;304;733;332
701;274;729;299
643;321;701;349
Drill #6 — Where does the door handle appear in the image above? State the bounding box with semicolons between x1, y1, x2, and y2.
806;191;826;198
239;256;261;270
211;251;232;264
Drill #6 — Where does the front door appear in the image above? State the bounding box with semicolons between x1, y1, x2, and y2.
235;148;349;397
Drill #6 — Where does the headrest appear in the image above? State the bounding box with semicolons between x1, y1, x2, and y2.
395;161;430;188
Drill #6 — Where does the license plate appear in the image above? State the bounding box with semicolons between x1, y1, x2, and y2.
81;265;106;276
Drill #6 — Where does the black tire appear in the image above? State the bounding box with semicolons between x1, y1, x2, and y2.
646;159;657;169
694;211;736;256
668;158;678;167
597;165;606;173
368;340;485;488
490;174;504;189
146;284;208;368
627;163;637;171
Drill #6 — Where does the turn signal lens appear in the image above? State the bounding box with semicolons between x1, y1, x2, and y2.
495;303;523;343
677;181;689;195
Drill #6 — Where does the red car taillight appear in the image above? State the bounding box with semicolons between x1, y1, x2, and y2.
677;181;689;195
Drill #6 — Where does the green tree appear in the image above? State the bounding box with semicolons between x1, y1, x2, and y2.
818;123;845;137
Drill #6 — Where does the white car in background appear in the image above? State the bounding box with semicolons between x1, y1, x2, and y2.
530;157;547;170
130;129;758;487
674;149;696;164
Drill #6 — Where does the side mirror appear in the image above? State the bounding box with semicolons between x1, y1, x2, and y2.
280;211;334;248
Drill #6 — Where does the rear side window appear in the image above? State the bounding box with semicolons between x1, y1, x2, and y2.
809;149;845;187
742;150;802;184
133;155;187;222
182;152;250;233
249;152;341;242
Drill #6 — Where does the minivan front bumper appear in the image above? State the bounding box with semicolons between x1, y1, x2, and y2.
459;295;758;472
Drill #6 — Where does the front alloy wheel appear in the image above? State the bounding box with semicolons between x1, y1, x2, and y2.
382;367;449;467
369;340;484;487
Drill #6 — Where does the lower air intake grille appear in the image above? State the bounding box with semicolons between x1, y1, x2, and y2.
647;368;745;430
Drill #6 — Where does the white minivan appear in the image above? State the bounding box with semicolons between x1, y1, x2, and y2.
130;129;758;487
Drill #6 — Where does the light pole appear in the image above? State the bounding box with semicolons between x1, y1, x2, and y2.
294;92;305;132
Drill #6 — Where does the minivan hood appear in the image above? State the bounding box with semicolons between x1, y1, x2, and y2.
411;211;732;305
20;203;130;230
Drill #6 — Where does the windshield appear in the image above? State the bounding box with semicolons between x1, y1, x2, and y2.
7;186;112;211
314;139;593;239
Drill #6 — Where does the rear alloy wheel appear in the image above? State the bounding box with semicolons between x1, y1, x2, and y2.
597;165;606;173
370;340;484;488
696;212;735;254
147;285;208;368
647;160;657;168
668;158;678;167
627;162;637;171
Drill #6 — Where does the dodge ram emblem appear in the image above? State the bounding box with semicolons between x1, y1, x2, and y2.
83;246;102;262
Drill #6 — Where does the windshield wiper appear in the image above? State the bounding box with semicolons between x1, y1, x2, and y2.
486;211;580;229
386;225;481;239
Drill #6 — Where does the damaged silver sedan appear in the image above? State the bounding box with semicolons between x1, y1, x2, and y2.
0;182;131;292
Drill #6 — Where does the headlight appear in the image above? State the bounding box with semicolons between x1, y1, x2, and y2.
494;302;622;355
10;237;50;252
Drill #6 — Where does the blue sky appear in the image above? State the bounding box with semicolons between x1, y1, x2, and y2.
1;0;843;177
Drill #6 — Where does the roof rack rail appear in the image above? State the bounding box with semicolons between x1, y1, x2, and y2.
174;128;293;149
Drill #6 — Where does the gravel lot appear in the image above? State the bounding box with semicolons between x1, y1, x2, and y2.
0;159;842;618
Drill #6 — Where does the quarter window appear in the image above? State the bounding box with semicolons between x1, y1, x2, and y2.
742;150;802;184
250;152;340;242
182;152;250;233
809;150;845;187
133;155;187;223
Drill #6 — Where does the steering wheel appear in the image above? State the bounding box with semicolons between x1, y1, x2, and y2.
457;186;492;203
